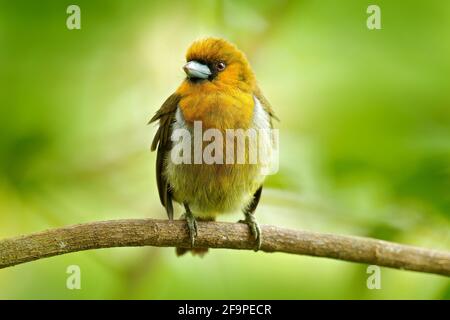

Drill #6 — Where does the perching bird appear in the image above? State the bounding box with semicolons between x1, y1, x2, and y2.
149;38;277;255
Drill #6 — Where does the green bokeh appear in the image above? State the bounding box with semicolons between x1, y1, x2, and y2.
0;0;449;299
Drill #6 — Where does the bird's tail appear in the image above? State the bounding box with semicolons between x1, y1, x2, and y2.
175;216;214;257
176;247;209;257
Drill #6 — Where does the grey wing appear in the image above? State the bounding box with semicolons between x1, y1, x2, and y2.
149;93;180;220
245;186;263;215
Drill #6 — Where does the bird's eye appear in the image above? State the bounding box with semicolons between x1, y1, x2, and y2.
217;62;226;71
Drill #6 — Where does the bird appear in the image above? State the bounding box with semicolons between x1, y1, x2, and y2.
149;37;277;256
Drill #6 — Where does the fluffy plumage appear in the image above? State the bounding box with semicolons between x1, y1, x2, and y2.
149;38;277;254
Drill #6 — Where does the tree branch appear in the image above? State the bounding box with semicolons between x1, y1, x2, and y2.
0;219;449;276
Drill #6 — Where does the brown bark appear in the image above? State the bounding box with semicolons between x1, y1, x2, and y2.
0;219;449;276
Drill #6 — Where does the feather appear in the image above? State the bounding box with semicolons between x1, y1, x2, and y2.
245;186;263;215
253;85;279;125
149;93;180;219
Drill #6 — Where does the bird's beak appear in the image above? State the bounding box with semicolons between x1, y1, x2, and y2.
183;61;211;79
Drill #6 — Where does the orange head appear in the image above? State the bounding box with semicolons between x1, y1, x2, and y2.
181;38;256;92
177;38;257;129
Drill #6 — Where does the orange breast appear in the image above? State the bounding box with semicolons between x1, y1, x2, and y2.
177;81;254;130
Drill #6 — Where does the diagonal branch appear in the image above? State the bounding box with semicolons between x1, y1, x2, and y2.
0;219;449;276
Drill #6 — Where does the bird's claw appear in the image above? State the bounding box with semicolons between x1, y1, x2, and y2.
239;213;262;251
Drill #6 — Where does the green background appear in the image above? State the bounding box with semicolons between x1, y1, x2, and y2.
0;0;449;299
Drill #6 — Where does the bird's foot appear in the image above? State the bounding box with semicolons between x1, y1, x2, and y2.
182;204;197;247
239;213;262;251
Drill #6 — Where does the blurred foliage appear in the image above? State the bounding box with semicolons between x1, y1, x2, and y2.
0;0;449;299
